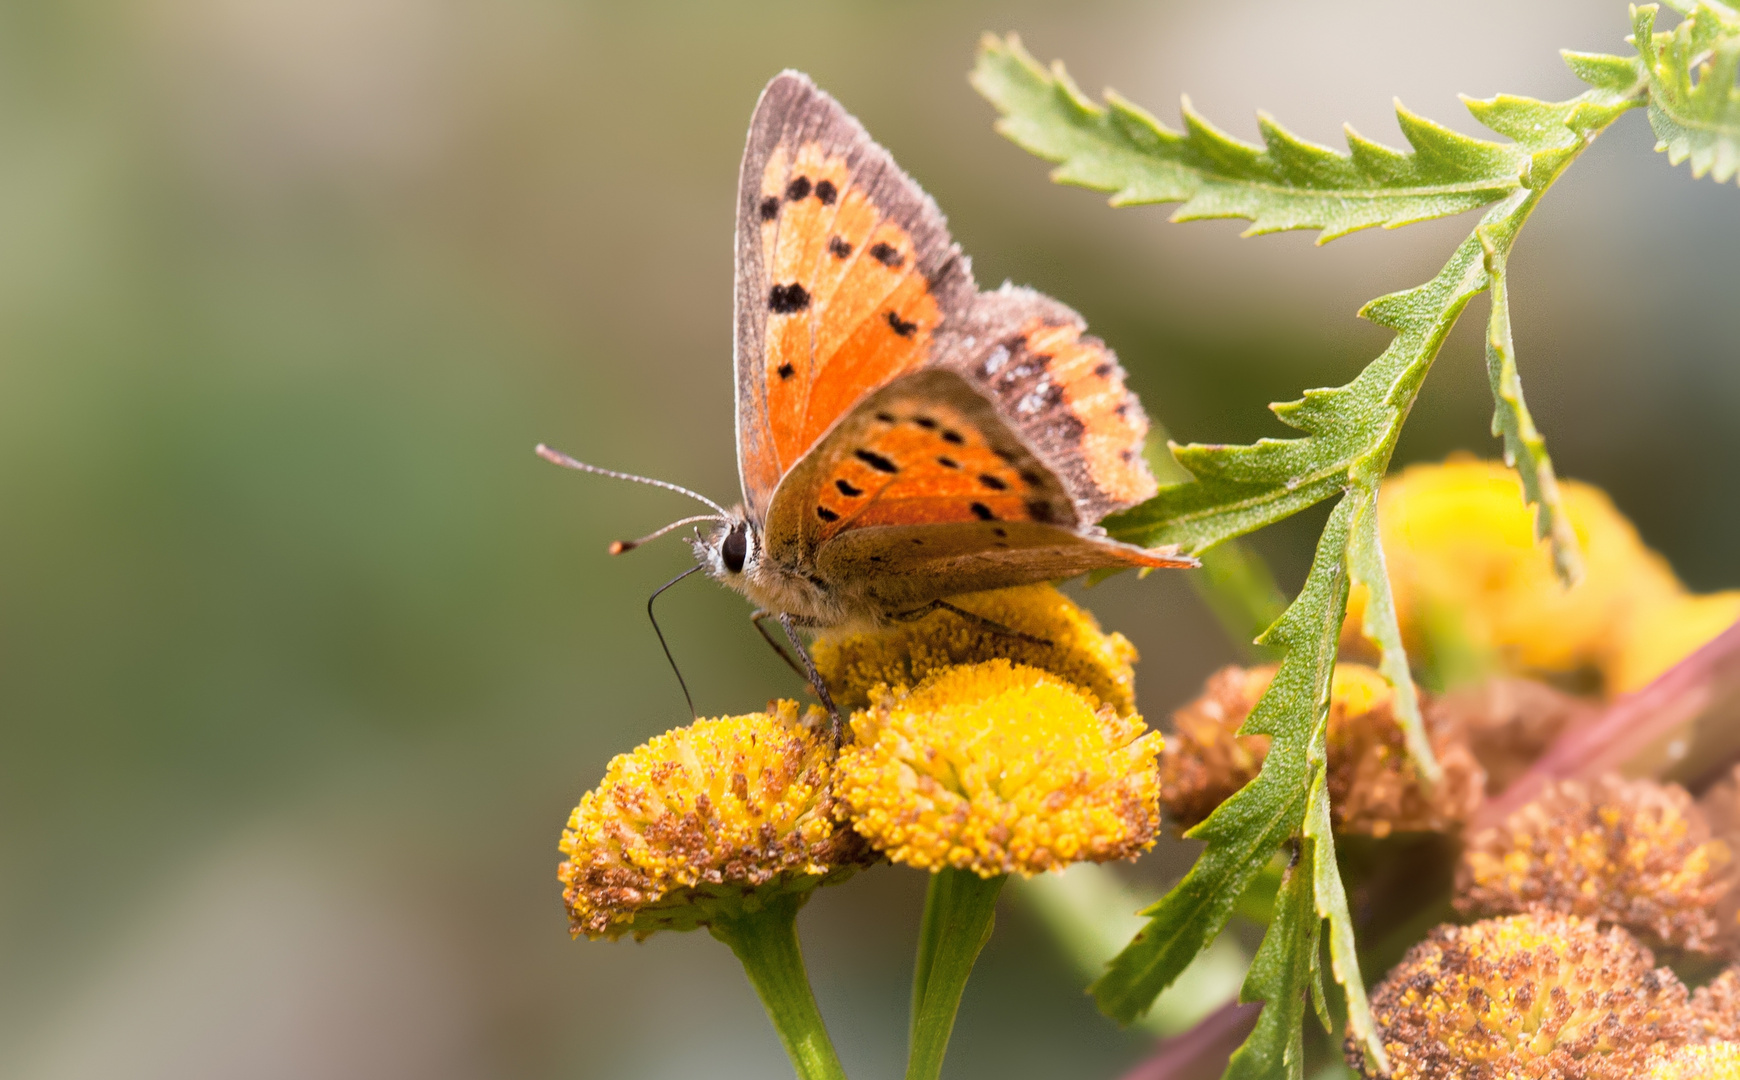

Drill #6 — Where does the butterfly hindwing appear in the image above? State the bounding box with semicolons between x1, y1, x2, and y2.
762;368;1188;615
941;285;1158;523
734;72;973;518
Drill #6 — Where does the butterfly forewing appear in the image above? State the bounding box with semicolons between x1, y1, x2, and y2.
735;72;971;518
732;72;1190;624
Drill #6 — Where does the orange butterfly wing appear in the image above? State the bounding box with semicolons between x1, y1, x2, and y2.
734;73;973;519
735;74;1189;615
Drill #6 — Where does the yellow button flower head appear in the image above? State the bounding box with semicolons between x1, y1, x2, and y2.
1346;458;1684;685
1457;774;1735;955
837;660;1161;877
1647;1041;1740;1080
811;584;1138;715
1355;912;1694;1080
559;701;867;940
1610;589;1740;694
1158;663;1484;837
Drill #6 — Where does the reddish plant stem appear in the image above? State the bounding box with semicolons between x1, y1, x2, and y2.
1474;618;1740;831
1113;1001;1262;1080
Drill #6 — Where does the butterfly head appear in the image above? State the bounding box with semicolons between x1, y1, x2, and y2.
693;510;758;585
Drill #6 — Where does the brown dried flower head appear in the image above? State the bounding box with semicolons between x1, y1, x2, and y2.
1158;663;1484;837
1457;774;1736;955
558;701;867;940
1692;966;1740;1042
1355;912;1693;1080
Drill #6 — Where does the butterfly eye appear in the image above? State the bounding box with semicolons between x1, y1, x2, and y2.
721;526;748;574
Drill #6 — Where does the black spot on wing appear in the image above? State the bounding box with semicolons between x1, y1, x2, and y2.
1094;362;1113;377
868;242;904;268
1026;500;1056;523
941;429;965;445
769;283;811;313
835;479;863;497
786;176;811;201
1020;470;1044;487
978;474;1008;491
854;449;898;474
874;411;895;423
970;502;995;521
776;363;795;379
814;179;837;205
816;505;839;522
912;416;937;429
936;456;959;469
828;236;852;258
759;195;779;221
886;311;917;338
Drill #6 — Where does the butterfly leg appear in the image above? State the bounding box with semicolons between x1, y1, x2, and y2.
889;599;1053;647
772;611;842;739
750;609;810;682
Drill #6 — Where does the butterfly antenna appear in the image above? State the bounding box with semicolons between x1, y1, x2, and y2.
647;564;704;719
535;444;731;518
608;515;724;555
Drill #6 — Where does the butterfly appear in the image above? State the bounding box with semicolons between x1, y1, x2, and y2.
540;71;1194;716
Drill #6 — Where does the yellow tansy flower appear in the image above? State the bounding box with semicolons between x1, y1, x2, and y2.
811;584;1138;715
1456;774;1735;955
1347;458;1681;683
1611;590;1740;694
1647;1042;1740;1080
559;701;866;940
1356;913;1693;1080
837;660;1161;877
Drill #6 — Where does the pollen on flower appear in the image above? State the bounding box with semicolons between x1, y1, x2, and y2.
1353;912;1694;1080
811;584;1138;715
1157;663;1484;837
1456;774;1736;956
558;701;867;940
1646;1041;1740;1080
836;660;1161;877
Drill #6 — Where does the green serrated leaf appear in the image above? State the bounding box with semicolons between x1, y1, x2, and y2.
1093;493;1356;1025
1480;241;1583;584
1345;480;1437;788
1104;226;1495;558
971;33;1607;243
1076;58;1646;1046
1224;841;1320;1080
1634;2;1740;183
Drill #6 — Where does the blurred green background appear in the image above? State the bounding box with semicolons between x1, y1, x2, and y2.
2;2;1734;1077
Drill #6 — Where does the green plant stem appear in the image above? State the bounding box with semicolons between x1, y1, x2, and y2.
709;893;847;1080
1014;866;1250;1036
906;868;1006;1080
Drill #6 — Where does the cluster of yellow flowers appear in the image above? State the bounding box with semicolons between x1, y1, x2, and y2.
558;585;1163;939
1347;457;1740;695
1158;458;1740;844
557;458;1740;1079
